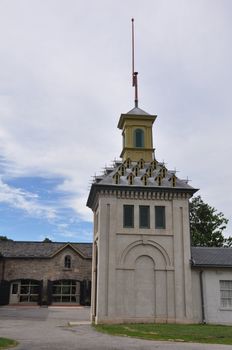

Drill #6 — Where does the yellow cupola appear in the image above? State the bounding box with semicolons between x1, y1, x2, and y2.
117;106;157;162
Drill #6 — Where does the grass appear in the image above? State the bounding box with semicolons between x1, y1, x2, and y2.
0;338;18;349
95;323;232;345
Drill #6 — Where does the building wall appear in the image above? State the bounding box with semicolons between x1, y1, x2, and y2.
4;248;91;283
192;268;232;325
92;194;194;324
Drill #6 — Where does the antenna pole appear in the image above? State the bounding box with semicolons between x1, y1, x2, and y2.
131;18;138;108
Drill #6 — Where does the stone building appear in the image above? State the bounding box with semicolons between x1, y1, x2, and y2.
0;241;92;306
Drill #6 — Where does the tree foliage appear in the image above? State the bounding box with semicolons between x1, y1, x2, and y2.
0;236;13;241
43;237;52;243
190;196;230;247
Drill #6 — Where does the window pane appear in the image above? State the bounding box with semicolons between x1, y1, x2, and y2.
139;206;150;228
220;280;232;308
155;206;166;229
12;283;18;294
134;129;144;148
123;205;134;228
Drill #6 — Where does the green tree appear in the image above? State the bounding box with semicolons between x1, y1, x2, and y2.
224;236;232;247
190;196;229;247
42;237;52;243
0;236;13;241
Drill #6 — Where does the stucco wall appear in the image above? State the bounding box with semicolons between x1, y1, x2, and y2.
93;194;193;324
192;268;232;325
203;269;232;324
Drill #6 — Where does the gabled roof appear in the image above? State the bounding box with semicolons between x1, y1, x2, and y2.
191;247;232;267
0;241;92;259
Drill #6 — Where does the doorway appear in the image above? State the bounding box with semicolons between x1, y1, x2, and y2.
10;280;41;304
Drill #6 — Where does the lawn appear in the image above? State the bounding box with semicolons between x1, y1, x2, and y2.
0;338;18;349
95;323;232;345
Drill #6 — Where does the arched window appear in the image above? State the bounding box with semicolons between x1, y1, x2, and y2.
134;129;144;148
64;255;71;269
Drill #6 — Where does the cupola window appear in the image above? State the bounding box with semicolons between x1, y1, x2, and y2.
134;128;144;148
64;255;71;269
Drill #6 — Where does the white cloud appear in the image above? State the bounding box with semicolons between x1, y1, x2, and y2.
0;0;231;236
0;177;56;220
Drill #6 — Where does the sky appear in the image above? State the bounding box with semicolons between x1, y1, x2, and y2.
0;0;231;242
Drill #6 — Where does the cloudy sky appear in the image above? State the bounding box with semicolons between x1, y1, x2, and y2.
0;0;231;242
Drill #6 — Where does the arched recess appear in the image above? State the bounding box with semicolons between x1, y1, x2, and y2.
116;241;173;319
135;255;155;316
119;239;171;270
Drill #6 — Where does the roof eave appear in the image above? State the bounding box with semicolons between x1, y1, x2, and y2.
192;264;232;268
87;183;198;210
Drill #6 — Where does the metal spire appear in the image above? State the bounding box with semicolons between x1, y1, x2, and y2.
131;18;138;108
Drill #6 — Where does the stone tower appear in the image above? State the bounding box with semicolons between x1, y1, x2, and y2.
87;100;197;324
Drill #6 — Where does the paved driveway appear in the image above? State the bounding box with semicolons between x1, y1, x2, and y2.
0;306;232;350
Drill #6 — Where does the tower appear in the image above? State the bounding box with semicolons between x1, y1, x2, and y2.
87;21;197;324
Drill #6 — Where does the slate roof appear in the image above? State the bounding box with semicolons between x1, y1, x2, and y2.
92;160;195;190
127;106;151;115
191;247;232;267
0;241;92;259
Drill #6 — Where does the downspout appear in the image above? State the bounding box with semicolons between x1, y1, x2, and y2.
199;270;206;324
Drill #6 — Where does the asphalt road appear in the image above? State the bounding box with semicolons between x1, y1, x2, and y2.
0;306;232;350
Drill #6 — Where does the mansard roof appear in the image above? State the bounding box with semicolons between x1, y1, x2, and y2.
0;241;92;259
191;247;232;268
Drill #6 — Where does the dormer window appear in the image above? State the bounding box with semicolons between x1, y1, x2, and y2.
160;166;167;178
134;128;144;148
150;160;157;170
141;174;148;186
113;172;120;184
124;158;131;168
169;175;177;187
155;175;162;186
127;173;134;185
133;165;139;176
146;167;153;177
119;165;125;176
138;159;145;169
64;255;71;269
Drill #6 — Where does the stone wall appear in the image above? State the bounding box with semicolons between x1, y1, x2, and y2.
3;247;92;283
